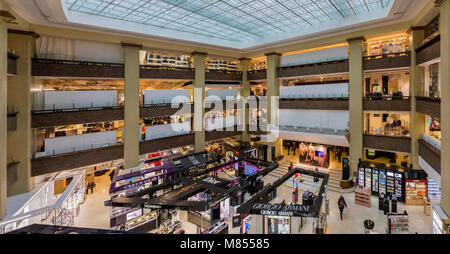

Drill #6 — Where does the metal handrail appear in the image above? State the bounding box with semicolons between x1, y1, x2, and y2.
205;68;243;74
32;58;124;67
363;95;410;101
363;51;411;60
248;69;267;74
416;96;441;103
277;58;349;70
140;64;194;71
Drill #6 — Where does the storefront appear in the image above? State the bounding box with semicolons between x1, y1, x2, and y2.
298;143;329;168
365;112;410;136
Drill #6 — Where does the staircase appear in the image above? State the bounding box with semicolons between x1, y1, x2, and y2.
265;161;354;194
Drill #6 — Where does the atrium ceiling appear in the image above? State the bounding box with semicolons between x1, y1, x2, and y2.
4;0;429;51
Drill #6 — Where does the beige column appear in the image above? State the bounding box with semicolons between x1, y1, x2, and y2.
439;0;450;216
408;28;425;170
6;32;35;196
239;58;251;143
193;52;206;153
0;17;8;219
265;53;282;161
347;38;365;178
122;43;141;169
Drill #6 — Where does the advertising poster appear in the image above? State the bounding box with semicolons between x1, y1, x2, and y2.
299;143;328;168
241;214;251;234
268;216;290;234
220;198;230;220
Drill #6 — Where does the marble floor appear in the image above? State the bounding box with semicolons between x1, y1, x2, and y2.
73;171;112;229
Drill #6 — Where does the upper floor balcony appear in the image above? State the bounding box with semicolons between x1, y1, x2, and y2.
416;96;440;119
363;95;411;112
32;58;243;81
363;134;411;154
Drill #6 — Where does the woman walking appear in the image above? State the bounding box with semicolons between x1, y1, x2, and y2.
338;195;347;220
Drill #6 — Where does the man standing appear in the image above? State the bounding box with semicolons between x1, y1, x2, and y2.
338;195;347;220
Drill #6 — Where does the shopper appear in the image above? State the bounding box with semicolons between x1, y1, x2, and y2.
338;195;347;220
314;168;319;182
86;181;95;194
287;143;291;155
288;162;294;172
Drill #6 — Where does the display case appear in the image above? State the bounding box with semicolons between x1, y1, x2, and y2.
387;213;409;234
386;171;395;196
355;187;372;208
358;167;365;187
365;168;372;191
405;180;427;205
379;170;387;196
124;210;157;231
427;177;441;200
372;169;379;194
394;173;404;200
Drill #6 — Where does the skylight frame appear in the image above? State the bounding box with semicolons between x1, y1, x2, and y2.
63;0;394;46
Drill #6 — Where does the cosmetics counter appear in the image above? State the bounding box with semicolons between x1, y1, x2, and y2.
202;219;229;234
357;161;406;201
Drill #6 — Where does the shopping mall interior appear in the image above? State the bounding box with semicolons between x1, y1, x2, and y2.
0;0;449;235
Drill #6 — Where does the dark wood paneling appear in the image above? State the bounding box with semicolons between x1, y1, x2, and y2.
418;139;441;175
7;53;18;76
32;61;124;78
416;35;440;65
205;130;241;141
32;108;124;128
31;134;199;176
277;60;349;79
31;144;124;177
140;104;192;119
363;98;411;111
139;134;194;155
247;70;267;81
140;67;194;80
363;55;411;71
7;114;17;131
32;102;233;128
363;134;411;153
205;70;242;81
416;97;440;119
280;98;349;110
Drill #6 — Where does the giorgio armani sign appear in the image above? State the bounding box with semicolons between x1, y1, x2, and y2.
249;203;313;217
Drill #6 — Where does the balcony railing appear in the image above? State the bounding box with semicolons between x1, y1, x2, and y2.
279;125;348;136
363;51;411;60
140;65;194;72
416;96;441;103
277;58;348;71
32;105;122;114
32;58;124;67
34;141;121;159
206;69;242;74
364;95;410;101
281;94;348;99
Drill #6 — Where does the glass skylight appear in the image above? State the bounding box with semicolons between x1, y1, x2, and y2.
63;0;393;45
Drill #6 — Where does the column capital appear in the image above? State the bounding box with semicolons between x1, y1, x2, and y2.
407;26;427;34
347;36;366;43
239;57;252;61
264;52;281;57
0;10;15;23
191;51;208;56
8;29;40;39
435;0;447;7
121;43;142;49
